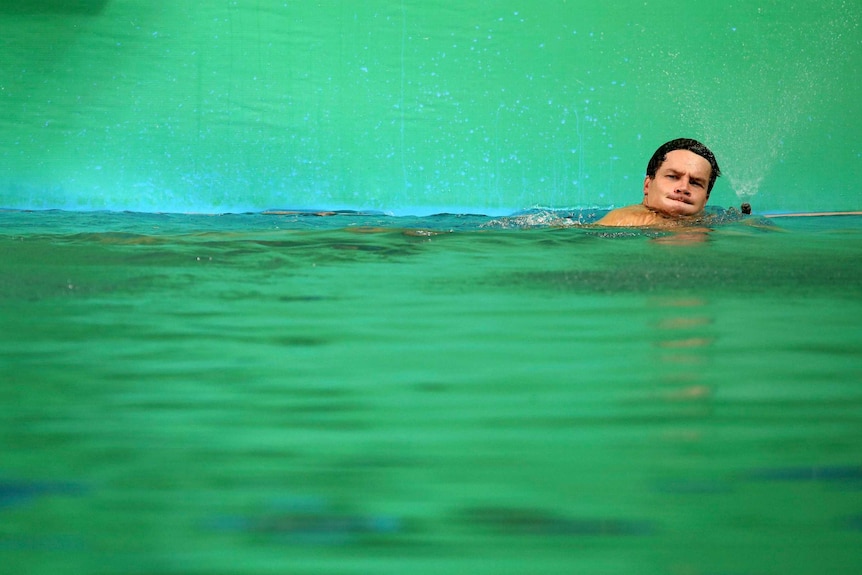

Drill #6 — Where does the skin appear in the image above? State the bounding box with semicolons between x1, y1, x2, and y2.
596;150;713;227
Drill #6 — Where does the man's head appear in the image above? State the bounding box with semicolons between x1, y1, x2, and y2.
643;138;721;217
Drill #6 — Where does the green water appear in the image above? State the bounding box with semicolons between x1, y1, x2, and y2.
1;211;861;574
2;1;861;213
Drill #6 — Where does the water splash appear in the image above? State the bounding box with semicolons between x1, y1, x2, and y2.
728;173;764;202
668;2;860;200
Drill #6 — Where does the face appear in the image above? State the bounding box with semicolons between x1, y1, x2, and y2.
643;149;712;217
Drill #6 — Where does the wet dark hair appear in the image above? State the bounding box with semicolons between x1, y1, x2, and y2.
646;138;721;194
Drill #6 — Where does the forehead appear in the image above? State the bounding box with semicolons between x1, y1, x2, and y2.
660;149;712;178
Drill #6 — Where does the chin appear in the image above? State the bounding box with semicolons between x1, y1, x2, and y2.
663;202;700;217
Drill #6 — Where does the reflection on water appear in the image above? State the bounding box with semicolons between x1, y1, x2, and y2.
0;479;88;509
1;211;861;574
205;495;404;545
457;506;656;536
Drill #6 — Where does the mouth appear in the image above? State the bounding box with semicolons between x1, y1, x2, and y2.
667;194;693;205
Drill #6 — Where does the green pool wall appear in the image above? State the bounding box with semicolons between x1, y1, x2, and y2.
1;1;859;214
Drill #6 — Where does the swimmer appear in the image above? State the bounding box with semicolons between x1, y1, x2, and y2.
596;138;721;227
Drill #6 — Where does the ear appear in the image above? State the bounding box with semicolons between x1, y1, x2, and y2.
642;176;651;198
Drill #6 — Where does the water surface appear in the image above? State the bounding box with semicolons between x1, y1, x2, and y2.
1;210;861;574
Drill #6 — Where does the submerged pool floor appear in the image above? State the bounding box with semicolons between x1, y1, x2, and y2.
1;211;861;574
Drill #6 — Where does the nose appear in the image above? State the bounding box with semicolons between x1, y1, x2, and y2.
676;177;692;195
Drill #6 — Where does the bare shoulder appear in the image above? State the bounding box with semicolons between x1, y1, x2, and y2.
595;205;663;227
